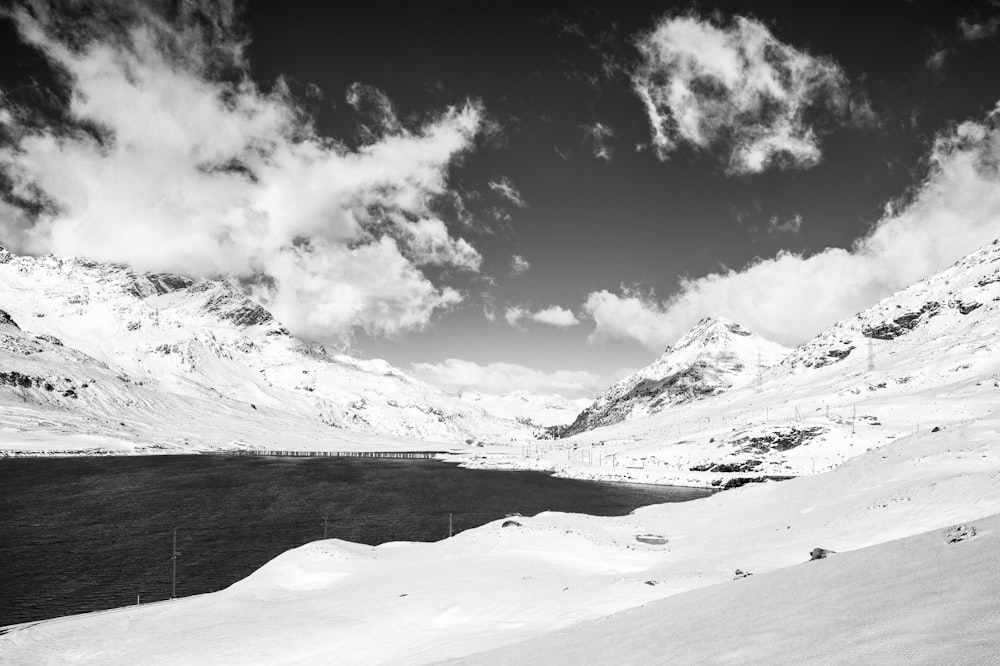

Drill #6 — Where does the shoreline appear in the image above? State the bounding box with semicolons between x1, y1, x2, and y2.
0;445;791;490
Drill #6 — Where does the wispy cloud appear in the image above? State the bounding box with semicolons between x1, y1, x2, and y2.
505;305;580;328
768;213;802;235
0;2;484;344
583;121;615;161
488;176;527;207
633;13;872;175
509;254;531;276
409;358;602;398
585;103;1000;349
959;15;1000;41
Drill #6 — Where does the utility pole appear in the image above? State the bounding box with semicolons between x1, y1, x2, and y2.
171;527;180;599
323;516;328;539
448;513;453;538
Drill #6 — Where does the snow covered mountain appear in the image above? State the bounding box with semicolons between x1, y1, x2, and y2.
462;238;1000;490
563;317;790;436
455;389;592;427
0;248;535;454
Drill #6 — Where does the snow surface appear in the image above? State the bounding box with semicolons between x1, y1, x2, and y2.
2;240;1000;663
0;248;536;455
3;412;999;664
455;390;592;427
563;316;789;436
460;240;1000;488
455;513;1000;665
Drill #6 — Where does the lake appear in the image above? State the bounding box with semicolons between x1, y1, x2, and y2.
0;455;711;626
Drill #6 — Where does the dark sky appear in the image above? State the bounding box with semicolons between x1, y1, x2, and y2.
245;1;1000;375
2;0;1000;395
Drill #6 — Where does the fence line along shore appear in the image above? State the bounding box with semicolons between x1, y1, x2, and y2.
224;449;452;459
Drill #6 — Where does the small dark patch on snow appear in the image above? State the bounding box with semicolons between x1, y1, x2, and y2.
863;302;941;340
690;459;762;473
931;426;942;433
634;534;668;545
731;426;826;454
957;301;982;315
809;547;835;560
501;520;521;528
733;569;753;580
945;524;976;543
0;309;19;329
712;475;794;489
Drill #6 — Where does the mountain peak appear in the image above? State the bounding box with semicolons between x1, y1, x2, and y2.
565;318;789;436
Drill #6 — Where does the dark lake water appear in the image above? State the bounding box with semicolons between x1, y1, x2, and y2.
0;455;711;626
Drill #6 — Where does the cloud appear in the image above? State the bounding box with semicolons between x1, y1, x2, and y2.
0;2;483;344
583;121;614;161
926;48;950;72
488;176;527;207
585;103;1000;349
959;16;1000;41
505;304;580;328
768;213;802;235
531;305;580;327
409;358;603;398
509;254;531;276
633;13;871;174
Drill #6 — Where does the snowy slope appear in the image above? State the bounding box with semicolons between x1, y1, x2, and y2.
3;410;999;664
458;513;1000;665
455;390;592;427
0;248;535;454
563;317;789;436
461;239;1000;488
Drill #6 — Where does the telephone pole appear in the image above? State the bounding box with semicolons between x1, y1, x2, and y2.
448;513;453;538
171;527;180;599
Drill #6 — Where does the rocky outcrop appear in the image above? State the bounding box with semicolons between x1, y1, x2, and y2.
0;309;19;329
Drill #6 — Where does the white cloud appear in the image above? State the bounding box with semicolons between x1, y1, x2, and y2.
585;104;1000;349
504;304;579;328
488;176;527;207
0;4;483;344
959;16;1000;41
633;13;870;174
409;358;603;398
583;121;614;161
531;306;580;327
768;213;802;235
509;254;531;276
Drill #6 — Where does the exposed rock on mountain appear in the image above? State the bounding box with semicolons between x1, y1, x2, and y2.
563;317;789;436
0;248;534;454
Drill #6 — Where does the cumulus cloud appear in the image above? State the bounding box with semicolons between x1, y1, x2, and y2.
633;13;871;174
509;254;531;276
0;2;483;343
505;304;580;328
488;176;527;207
585;104;1000;349
409;358;603;398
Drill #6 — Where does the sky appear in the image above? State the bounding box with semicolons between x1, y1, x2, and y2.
1;0;1000;398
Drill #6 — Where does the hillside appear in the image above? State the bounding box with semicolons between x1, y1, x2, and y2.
0;249;534;455
563;317;789;436
461;239;1000;488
